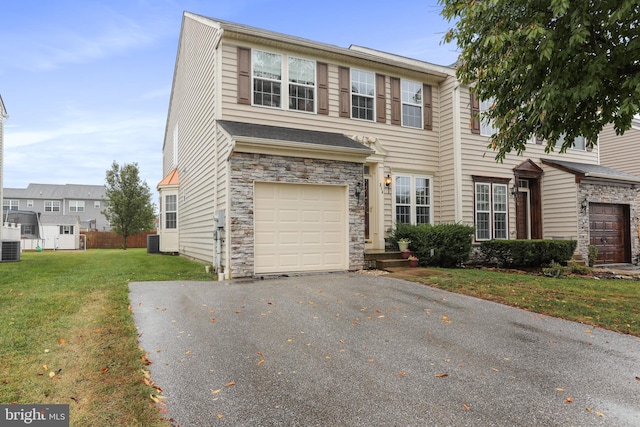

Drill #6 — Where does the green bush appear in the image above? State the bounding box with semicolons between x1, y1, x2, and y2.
390;223;474;268
588;245;598;267
480;239;577;268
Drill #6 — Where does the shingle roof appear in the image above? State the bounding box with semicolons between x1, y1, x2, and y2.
542;159;640;183
217;120;374;153
3;183;106;199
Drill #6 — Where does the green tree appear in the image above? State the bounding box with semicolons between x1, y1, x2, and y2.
102;161;156;249
440;0;640;161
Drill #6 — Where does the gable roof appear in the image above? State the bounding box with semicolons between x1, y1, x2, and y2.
218;120;373;152
3;183;106;199
542;159;640;184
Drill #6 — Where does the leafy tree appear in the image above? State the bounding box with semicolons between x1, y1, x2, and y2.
102;161;156;249
440;0;640;161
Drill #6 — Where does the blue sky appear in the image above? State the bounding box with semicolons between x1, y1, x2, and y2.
1;0;458;200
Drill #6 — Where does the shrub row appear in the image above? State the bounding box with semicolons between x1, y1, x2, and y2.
391;223;474;268
479;239;577;268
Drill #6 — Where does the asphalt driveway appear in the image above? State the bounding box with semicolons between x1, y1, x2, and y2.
129;273;640;426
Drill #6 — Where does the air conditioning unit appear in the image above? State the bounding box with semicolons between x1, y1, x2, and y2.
1;240;21;262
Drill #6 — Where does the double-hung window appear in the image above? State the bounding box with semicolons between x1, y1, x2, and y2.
288;57;315;112
475;181;508;240
351;69;375;120
3;200;18;211
69;200;85;212
60;225;74;235
555;134;586;151
402;80;422;128
45;201;61;212
165;195;177;229
253;50;282;108
480;98;497;137
394;174;432;225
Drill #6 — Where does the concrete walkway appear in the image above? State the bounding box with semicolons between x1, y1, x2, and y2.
130;273;640;426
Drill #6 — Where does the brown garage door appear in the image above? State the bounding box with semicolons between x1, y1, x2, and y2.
589;203;630;264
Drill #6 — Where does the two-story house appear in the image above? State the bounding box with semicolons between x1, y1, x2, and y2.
158;12;639;278
3;183;110;232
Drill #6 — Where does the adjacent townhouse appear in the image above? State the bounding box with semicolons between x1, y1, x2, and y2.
599;118;640;177
3;183;110;233
157;12;640;278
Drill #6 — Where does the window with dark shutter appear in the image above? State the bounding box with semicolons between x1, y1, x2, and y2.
423;84;432;131
470;92;480;134
376;74;386;123
237;47;251;105
317;62;329;115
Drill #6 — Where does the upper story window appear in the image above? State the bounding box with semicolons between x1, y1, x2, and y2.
45;201;60;212
3;200;19;211
288;57;315;112
27;200;34;207
94;201;101;208
69;200;85;212
402;80;422;128
480;98;497;137
351;69;375;121
165;194;177;229
556;134;586;151
253;50;282;108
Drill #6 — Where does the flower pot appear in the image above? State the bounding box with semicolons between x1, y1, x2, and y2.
398;241;410;252
401;250;412;259
408;259;419;267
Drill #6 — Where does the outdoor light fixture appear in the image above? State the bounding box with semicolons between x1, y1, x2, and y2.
580;198;588;213
355;182;362;200
385;174;392;187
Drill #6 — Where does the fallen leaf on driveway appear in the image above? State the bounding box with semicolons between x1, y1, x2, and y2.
463;404;470;411
217;414;223;419
211;389;221;394
441;316;452;324
226;381;235;387
565;397;573;403
435;373;448;378
635;376;640;381
210;318;216;323
397;372;406;377
258;359;265;365
556;388;565;392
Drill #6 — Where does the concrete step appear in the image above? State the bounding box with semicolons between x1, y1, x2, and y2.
364;250;405;261
376;258;410;269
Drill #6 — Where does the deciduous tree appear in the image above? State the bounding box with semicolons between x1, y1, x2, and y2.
440;0;640;160
102;161;156;249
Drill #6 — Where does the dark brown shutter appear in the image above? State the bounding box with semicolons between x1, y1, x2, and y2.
317;62;329;115
391;77;401;125
338;66;350;118
423;84;433;131
470;92;480;134
237;47;251;105
376;74;386;123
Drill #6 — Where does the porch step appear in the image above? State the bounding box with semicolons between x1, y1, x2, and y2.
365;250;411;270
568;253;587;267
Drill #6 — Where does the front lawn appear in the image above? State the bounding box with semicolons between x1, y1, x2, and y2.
404;268;640;336
0;249;213;426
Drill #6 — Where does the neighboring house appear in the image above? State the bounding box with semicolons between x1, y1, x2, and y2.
158;12;639;278
599;119;640;177
3;183;110;231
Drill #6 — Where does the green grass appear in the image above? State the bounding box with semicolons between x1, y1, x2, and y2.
0;249;213;426
410;268;640;336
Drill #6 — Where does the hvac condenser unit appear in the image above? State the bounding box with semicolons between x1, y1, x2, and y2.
1;240;21;262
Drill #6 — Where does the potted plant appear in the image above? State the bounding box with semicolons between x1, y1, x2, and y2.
397;238;410;252
408;255;419;267
401;249;412;259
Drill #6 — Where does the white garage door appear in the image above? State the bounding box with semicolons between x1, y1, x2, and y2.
254;182;348;274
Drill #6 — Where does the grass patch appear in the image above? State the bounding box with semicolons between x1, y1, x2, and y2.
409;268;640;336
0;249;213;426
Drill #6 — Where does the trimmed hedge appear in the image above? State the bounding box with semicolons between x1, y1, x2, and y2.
391;223;474;268
479;239;577;268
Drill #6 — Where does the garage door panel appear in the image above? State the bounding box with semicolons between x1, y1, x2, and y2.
255;182;348;274
589;203;629;264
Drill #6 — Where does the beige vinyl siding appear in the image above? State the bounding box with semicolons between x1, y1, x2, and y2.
599;124;640;176
218;42;443;234
163;15;220;263
541;166;579;240
457;85;599;233
436;76;457;224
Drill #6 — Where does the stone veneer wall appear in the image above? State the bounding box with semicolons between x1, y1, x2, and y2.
578;182;639;264
228;152;366;278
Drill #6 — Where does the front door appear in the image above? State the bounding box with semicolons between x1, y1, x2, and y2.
515;177;542;239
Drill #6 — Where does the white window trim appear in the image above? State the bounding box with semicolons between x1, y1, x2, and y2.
165;194;177;229
401;79;422;129
251;50;317;114
350;68;376;121
393;173;433;225
474;182;509;241
480;98;496;137
69;200;85;212
45;200;61;212
3;199;19;211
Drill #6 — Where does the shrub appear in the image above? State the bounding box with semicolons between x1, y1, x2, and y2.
542;261;566;278
588;245;598;267
479;239;577;268
390;223;474;268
